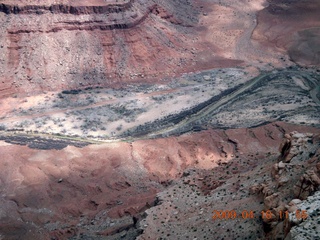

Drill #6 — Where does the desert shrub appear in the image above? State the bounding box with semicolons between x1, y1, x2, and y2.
116;124;122;131
62;89;81;94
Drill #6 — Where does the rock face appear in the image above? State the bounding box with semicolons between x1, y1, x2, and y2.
5;0;320;97
0;0;220;95
0;0;135;15
0;0;319;97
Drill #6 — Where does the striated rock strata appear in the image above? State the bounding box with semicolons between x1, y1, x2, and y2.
0;0;134;15
0;0;216;96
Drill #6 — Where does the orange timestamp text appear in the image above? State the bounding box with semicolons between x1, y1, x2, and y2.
212;209;308;220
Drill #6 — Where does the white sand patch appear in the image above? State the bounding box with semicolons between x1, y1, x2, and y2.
0;141;11;146
292;76;310;91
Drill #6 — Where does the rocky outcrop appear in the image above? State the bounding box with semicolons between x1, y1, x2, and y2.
284;191;320;240
5;2;152;34
278;132;315;163
0;0;134;15
250;131;320;239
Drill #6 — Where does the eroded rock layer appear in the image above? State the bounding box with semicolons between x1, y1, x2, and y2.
0;0;134;15
1;0;319;98
0;0;214;95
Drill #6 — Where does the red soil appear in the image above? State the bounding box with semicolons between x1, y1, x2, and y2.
0;122;319;239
